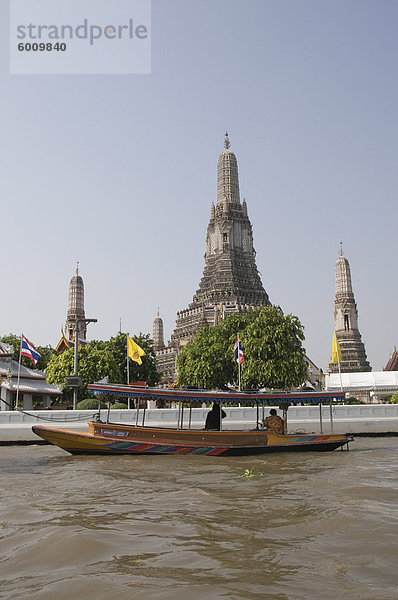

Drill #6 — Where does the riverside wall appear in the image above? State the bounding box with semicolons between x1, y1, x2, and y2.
1;404;398;443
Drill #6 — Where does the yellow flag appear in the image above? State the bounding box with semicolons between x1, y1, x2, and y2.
331;332;342;364
127;336;146;365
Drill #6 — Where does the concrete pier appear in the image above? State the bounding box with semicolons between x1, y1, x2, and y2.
1;404;398;443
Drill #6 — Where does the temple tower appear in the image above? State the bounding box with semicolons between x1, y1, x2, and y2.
170;133;270;350
65;265;87;342
329;245;371;373
153;310;165;350
156;134;270;383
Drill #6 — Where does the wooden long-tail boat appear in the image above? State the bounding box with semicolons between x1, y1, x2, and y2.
32;385;353;455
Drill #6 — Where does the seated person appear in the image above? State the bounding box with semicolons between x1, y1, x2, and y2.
205;403;227;430
263;409;284;434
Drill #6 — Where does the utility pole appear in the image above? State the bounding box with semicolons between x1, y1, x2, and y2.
67;315;97;409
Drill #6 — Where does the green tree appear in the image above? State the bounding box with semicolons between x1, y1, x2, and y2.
91;332;161;386
380;395;392;404
46;343;120;402
390;392;398;404
177;306;307;390
1;333;55;371
177;311;259;389
242;308;307;389
35;345;56;371
177;326;233;390
345;396;365;405
46;332;161;403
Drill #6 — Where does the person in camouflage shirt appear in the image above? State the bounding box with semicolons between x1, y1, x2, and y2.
263;409;284;434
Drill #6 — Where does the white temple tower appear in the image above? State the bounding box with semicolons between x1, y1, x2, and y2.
329;245;371;373
153;310;165;350
65;265;87;342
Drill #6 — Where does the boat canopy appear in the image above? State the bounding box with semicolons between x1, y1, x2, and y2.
88;383;345;406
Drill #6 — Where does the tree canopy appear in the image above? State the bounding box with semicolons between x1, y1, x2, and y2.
90;332;160;386
177;306;307;390
46;332;161;402
390;392;398;404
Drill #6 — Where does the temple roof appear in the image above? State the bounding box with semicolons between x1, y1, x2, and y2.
55;332;73;353
0;356;46;379
384;348;398;371
1;377;62;396
0;340;13;357
0;356;62;396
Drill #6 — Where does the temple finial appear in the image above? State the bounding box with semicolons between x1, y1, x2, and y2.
224;131;230;150
339;242;343;256
76;261;79;275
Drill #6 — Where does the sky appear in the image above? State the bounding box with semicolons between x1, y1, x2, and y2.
1;0;397;372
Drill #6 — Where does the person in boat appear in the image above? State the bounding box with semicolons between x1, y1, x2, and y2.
205;402;227;430
263;409;285;434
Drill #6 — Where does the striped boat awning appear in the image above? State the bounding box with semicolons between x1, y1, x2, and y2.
87;383;345;406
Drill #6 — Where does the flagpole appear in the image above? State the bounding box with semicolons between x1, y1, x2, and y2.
337;352;343;392
332;331;344;395
126;333;130;385
15;334;23;410
237;332;241;391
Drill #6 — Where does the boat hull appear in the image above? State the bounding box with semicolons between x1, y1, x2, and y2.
32;423;353;456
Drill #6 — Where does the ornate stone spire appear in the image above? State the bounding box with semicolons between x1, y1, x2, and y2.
329;246;371;373
153;309;165;350
335;243;354;300
168;135;270;355
217;132;240;205
65;265;86;342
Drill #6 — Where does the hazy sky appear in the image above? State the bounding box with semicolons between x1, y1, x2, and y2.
1;0;397;372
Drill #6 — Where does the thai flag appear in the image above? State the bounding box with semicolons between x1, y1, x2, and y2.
234;334;244;365
21;335;41;365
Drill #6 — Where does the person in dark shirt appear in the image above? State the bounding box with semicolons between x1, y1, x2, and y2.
205;403;227;430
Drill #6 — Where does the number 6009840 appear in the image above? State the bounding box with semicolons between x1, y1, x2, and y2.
18;42;66;51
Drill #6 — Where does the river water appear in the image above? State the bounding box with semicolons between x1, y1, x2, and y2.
0;437;397;600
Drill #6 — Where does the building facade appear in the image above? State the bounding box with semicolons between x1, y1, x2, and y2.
0;340;62;410
155;134;270;384
328;245;371;373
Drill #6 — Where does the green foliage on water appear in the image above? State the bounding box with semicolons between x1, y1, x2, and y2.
241;467;264;478
177;306;307;390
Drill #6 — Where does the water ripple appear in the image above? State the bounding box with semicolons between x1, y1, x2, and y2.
0;438;397;599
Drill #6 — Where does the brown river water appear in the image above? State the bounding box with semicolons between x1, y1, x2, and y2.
0;437;397;600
